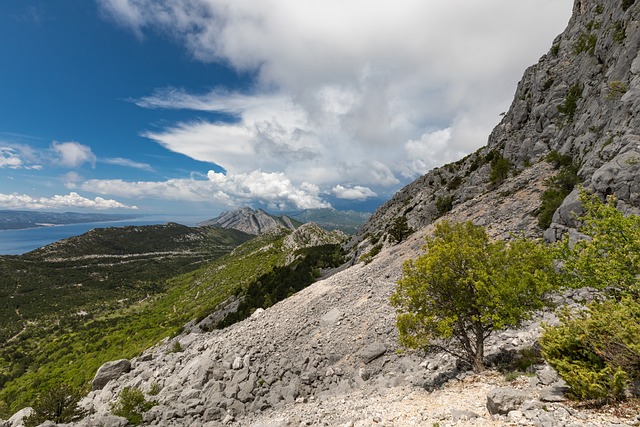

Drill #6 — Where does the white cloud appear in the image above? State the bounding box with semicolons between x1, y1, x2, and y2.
0;146;25;169
50;141;97;168
100;0;573;199
0;145;43;170
103;157;154;172
332;185;377;201
79;170;330;210
0;191;137;210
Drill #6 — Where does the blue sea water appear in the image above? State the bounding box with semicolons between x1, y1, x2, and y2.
0;215;211;255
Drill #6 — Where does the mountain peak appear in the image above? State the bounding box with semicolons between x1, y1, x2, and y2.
197;207;299;235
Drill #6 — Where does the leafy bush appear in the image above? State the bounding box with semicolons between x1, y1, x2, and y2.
622;0;636;11
542;191;640;401
110;387;155;426
360;243;383;265
557;83;583;122
574;33;597;55
607;81;628;100
391;220;556;372
537;151;580;229
613;21;626;43
489;154;510;185
541;298;639;401
435;195;453;217
387;215;414;244
23;384;86;427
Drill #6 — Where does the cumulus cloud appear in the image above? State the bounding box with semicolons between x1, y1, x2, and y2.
0;191;137;210
332;185;377;201
50;141;97;168
103;157;154;171
100;0;573;200
79;170;330;210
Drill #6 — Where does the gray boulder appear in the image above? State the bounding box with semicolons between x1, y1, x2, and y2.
486;387;530;415
358;343;386;363
91;359;131;391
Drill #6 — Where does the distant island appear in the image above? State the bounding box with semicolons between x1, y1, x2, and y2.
0;210;140;231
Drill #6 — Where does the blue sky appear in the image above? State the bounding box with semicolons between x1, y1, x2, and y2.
0;0;573;217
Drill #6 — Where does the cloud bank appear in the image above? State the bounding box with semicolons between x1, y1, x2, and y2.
0;192;137;210
95;0;572;210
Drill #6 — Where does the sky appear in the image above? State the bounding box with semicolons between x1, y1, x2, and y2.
0;0;574;217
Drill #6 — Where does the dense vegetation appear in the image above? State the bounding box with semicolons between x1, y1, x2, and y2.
0;223;252;343
0;225;346;417
215;243;345;328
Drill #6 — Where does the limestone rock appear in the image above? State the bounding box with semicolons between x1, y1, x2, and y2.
91;359;131;391
486;388;529;415
358;343;386;363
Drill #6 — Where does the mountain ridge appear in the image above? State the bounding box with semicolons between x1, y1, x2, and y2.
197;207;300;235
0;210;139;231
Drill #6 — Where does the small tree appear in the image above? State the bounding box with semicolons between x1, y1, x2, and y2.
388;215;413;244
391;220;556;372
23;384;86;427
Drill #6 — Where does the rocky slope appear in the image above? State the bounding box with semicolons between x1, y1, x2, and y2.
198;208;300;235
357;0;640;250
4;0;640;426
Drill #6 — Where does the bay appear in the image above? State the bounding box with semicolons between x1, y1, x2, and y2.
0;215;211;255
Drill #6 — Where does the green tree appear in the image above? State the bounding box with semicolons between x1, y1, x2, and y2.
391;220;556;372
23;384;86;427
542;191;640;400
388;215;413;244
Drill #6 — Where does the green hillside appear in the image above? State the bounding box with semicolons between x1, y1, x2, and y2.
0;225;345;416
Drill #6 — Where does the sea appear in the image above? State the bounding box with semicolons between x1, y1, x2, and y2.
0;215;211;255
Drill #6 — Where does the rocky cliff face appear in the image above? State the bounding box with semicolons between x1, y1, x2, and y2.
198;207;299;235
357;0;640;249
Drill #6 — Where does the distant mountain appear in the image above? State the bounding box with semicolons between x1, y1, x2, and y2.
286;208;371;234
0;210;139;230
197;207;301;235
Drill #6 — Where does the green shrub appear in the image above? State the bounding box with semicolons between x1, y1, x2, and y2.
622;0;635;11
435;195;453;217
148;383;161;396
23;384;86;427
170;341;183;353
490;155;511;185
574;33;597;55
613;21;626;43
110;387;156;426
541;298;639;401
557;83;583;122
360;243;383;265
387;215;413;244
542;191;640;401
537;154;580;230
607;81;628;100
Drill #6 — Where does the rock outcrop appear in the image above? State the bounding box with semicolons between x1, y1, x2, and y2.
198;208;299;235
